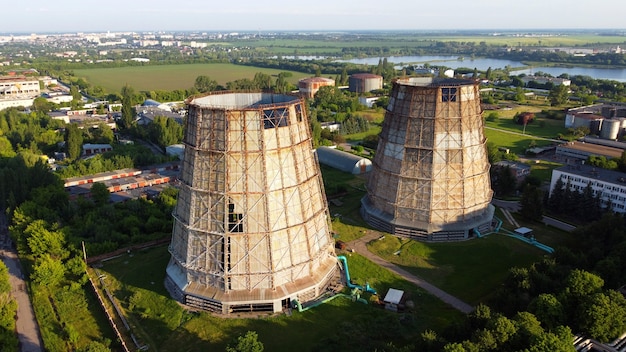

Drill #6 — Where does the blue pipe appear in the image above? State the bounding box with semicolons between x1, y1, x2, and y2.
337;255;377;295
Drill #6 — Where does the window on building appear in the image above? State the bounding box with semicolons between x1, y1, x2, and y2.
228;202;243;233
441;87;457;102
263;108;289;129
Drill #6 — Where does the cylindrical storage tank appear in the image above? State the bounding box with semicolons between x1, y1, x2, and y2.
298;77;335;98
361;77;494;241
589;119;603;135
166;92;337;314
601;106;616;118
600;119;621;140
348;73;383;93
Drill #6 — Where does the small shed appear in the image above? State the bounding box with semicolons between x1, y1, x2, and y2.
514;227;533;238
383;288;404;312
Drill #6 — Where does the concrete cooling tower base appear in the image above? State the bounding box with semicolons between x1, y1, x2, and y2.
361;197;495;241
165;257;339;314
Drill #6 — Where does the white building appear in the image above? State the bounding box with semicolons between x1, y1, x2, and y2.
0;76;40;99
550;165;626;213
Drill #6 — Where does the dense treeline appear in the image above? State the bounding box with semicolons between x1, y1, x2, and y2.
0;107;180;351
0;261;18;350
421;212;626;351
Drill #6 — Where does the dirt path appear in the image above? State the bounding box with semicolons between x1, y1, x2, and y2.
347;232;474;314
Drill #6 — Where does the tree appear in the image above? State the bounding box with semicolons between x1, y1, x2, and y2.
31;255;65;287
548;84;569;106
25;220;69;259
0;136;16;158
66;123;83;160
32;97;52;113
548;178;565;213
120;84;136;130
69;85;82;100
92;123;114;144
529;293;564;330
253;72;272;90
274;73;290;94
485;67;493;80
564;269;604;299
194;75;218;93
619;149;626;172
520;185;544;221
515;112;535;125
226;331;264;352
90;182;110;206
527;326;576;352
579;290;626;342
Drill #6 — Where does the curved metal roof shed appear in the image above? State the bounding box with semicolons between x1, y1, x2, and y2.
316;146;372;174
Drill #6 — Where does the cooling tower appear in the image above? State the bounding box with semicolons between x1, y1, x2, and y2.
361;77;494;241
165;92;338;314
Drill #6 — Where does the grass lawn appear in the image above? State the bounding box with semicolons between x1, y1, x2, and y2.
236;34;626;54
530;159;564;185
484;128;553;154
96;245;465;352
73;63;311;92
367;234;546;305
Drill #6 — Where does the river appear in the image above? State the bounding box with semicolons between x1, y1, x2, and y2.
335;55;626;82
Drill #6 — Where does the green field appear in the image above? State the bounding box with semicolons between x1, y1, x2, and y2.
367;234;545;305
95;245;464;352
235;34;626;54
73;63;311;92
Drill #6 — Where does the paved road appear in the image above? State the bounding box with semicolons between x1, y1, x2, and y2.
0;211;43;352
0;248;43;352
347;232;474;314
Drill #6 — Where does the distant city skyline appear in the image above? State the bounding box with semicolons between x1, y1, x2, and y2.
5;0;625;34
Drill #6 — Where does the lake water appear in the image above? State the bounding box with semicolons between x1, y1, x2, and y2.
335;55;626;82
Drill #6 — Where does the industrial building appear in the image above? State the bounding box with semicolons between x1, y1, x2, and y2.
361;77;494;241
565;103;626;140
348;73;383;93
63;162;180;201
315;146;372;174
556;141;623;163
0;75;41;110
0;76;40;99
298;77;335;98
550;164;626;214
165;91;338;314
493;160;531;182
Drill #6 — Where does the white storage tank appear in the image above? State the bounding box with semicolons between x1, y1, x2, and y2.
600;119;621;140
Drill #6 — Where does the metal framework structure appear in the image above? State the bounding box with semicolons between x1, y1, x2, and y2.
165;92;337;314
361;77;494;241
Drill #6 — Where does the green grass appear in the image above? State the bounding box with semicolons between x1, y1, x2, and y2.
236;34;626;53
530;160;563;184
484;128;553;154
485;110;568;140
73;63;311;92
367;234;545;305
96;245;465;352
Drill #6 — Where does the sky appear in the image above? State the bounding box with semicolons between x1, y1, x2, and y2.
5;0;626;33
